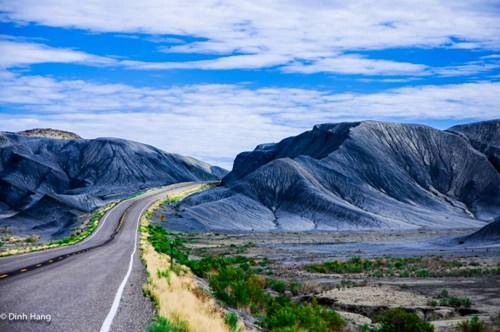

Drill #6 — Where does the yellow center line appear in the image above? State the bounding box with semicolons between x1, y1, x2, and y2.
20;268;28;272
36;264;42;267
48;260;53;263
0;274;8;278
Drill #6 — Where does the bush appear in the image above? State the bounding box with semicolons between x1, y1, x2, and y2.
209;264;268;308
147;316;189;332
269;279;287;293
456;316;486;332
416;269;430;277
261;297;345;332
373;308;434;332
436;289;472;308
288;281;303;296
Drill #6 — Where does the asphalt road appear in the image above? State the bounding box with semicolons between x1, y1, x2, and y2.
0;182;201;332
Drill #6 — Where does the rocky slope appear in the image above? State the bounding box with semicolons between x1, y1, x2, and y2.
447;120;500;172
459;217;500;244
0;132;227;239
167;120;499;232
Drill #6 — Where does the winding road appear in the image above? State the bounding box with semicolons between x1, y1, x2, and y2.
0;182;201;332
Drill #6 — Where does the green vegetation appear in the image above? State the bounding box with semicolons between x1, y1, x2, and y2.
435;289;472;308
50;205;113;246
224;312;241;332
456;316;486;332
305;256;500;278
146;224;346;331
143;285;160;308
269;279;287;293
373;308;434;332
147;316;189;332
260;297;345;332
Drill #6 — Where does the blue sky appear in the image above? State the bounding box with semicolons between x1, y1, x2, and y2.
0;1;499;168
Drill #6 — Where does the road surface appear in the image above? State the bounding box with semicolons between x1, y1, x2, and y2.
0;182;201;332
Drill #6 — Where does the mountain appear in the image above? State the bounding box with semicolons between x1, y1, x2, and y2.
167;120;500;232
459;217;500;244
447;120;500;172
0;132;227;239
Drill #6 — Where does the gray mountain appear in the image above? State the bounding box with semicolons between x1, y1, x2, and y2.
447;119;500;172
459;217;500;244
167;120;500;232
0;132;227;239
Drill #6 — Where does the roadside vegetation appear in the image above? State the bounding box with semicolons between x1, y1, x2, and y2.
146;223;346;331
305;256;500;278
141;185;235;332
148;315;190;332
0;202;117;257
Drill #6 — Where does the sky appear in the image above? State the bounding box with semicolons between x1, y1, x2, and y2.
0;1;499;169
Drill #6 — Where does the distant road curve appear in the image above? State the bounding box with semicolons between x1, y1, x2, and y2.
0;182;203;332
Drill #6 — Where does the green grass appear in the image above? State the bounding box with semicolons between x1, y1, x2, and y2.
147;316;189;332
143;286;160;309
224;312;241;332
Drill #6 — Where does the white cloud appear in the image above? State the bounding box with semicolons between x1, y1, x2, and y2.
0;39;115;68
0;71;499;168
1;0;499;74
2;37;498;77
282;55;428;75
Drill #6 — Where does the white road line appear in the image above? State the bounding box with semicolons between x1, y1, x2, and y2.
99;202;149;332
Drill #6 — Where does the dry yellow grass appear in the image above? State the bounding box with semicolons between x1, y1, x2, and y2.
140;186;242;332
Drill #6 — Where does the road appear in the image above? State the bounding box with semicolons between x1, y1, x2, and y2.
0;182;201;332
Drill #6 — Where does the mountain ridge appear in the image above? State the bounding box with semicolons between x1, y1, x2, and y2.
167;120;499;232
0;132;227;239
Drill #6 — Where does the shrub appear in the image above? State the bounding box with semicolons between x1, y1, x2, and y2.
373;308;434;332
416;269;430;277
269;279;287;293
261;297;345;332
456;316;486;332
209;264;268;308
436;289;472;308
288;281;302;296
